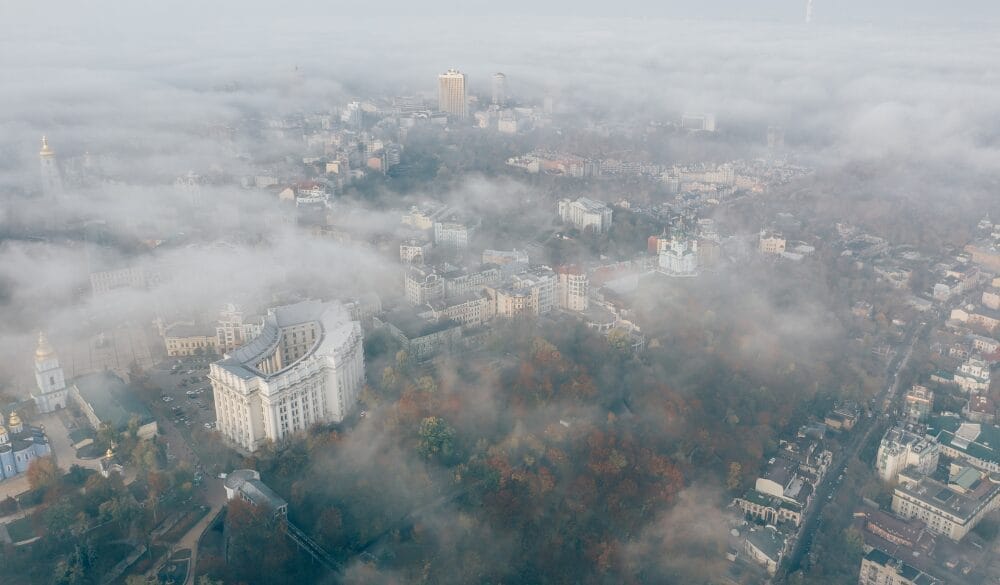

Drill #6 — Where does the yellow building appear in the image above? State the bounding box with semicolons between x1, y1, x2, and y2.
758;230;786;255
164;324;218;357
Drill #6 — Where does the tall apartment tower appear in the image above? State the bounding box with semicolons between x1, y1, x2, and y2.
39;136;64;196
438;68;467;119
492;72;507;106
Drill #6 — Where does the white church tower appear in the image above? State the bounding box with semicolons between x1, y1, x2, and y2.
39;136;64;197
32;332;68;413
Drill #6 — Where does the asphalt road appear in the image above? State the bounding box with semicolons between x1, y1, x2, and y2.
775;319;928;582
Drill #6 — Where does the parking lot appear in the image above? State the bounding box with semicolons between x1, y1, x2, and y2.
148;356;217;434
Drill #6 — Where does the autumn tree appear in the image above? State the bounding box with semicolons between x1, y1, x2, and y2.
27;456;60;493
418;417;456;462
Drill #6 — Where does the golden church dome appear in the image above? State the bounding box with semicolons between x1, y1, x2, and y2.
40;136;55;158
35;331;55;361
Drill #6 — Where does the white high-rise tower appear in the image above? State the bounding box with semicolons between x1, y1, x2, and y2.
492;72;507;106
438;68;467;119
39;136;64;196
32;332;68;413
805;0;813;24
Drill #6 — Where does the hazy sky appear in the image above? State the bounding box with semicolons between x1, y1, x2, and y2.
4;1;1000;27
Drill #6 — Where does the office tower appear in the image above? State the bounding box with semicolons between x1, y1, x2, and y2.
492;72;507;106
438;68;467;119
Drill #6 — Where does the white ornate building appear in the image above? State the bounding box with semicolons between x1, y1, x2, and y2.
209;300;365;451
657;237;699;277
32;332;68;414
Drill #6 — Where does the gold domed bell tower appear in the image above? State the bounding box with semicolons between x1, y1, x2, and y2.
39;135;64;197
32;332;68;413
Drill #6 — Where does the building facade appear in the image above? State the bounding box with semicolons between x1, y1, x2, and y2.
32;332;68;413
491;72;507;106
875;427;939;483
164;324;219;357
438;68;467;119
891;467;1000;541
209;301;365;451
557;197;613;233
904;385;934;423
404;266;445;305
0;410;51;481
557;266;589;312
758;230;787;255
433;221;471;249
859;549;941;585
216;304;264;355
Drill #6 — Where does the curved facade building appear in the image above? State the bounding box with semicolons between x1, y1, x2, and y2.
209;300;365;452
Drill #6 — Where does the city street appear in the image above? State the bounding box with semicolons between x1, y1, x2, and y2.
776;319;930;583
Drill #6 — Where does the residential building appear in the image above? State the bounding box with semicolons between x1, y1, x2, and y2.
404;266;445;305
955;356;990;393
438;68;467;119
556;265;589;312
89;265;149;295
734;490;803;527
443;266;502;298
743;525;785;575
904;385;934;423
926;415;1000;473
755;456;814;508
875;427;939;483
969;333;999;355
983;288;1000;311
400;239;432;265
224;469;288;517
858;549;941;585
680;113;716;132
376;309;463;360
419;292;495;328
493;267;558;319
164;324;218;357
854;506;937;561
758;230;786;255
891;467;1000;541
557;197;613;233
963;395;997;424
483;249;529;273
209;300;365;451
216;304;264;355
434;221;472;249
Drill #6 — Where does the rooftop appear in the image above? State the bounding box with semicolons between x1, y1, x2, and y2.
896;468;1000;522
216;300;357;381
927;414;1000;465
864;549;941;585
745;526;785;560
